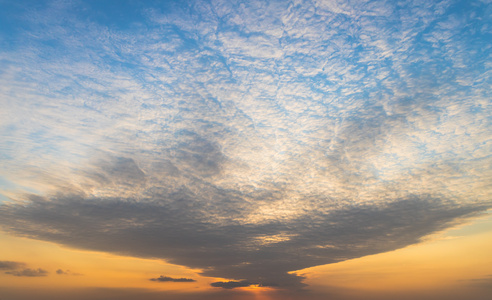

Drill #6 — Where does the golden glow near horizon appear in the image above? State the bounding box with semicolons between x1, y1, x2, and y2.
2;212;491;298
299;212;492;293
0;232;208;291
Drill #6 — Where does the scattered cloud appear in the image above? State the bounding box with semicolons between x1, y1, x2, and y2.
56;269;82;276
150;275;196;283
1;260;50;278
6;268;48;277
0;260;25;270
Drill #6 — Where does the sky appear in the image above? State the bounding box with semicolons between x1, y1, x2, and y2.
0;0;491;299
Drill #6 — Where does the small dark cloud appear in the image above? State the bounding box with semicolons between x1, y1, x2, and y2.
6;268;48;277
150;275;196;282
0;260;26;270
210;280;254;289
210;280;279;289
56;269;83;276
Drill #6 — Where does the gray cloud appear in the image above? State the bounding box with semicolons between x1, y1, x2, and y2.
0;188;487;287
0;260;26;270
210;280;254;289
56;269;82;276
1;260;52;278
150;276;196;282
210;280;278;289
6;268;48;277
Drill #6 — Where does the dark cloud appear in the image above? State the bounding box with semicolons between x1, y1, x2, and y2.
210;280;277;289
0;188;487;288
56;269;82;275
0;260;25;270
1;260;51;277
6;268;48;277
150;275;195;282
210;280;253;289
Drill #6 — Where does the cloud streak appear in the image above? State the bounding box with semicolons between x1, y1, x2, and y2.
0;260;26;270
6;268;49;277
210;280;256;289
150;276;196;283
56;269;82;276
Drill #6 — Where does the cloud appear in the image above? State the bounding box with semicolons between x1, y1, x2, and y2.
150;275;196;282
210;280;278;289
1;260;53;277
0;260;26;270
0;0;491;290
56;269;82;276
6;268;48;277
0;191;487;287
210;280;253;289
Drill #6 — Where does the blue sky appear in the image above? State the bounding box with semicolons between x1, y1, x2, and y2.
0;0;491;296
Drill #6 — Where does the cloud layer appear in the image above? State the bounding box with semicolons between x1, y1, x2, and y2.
0;192;486;286
0;0;491;289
